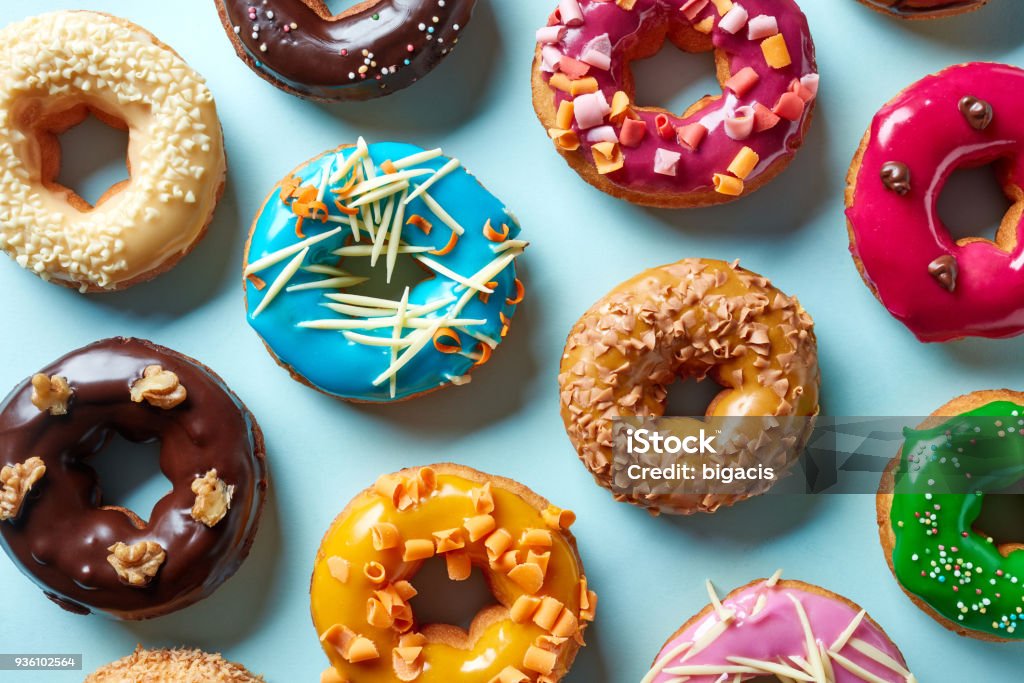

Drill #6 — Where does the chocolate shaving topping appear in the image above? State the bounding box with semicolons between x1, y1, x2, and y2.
880;162;911;195
958;96;993;131
928;255;958;293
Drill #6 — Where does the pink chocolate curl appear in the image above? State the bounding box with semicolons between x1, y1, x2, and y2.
586;125;619;143
559;0;584;27
536;25;567;44
654;149;682;176
619;118;648;147
725;67;760;98
574;90;611;129
773;92;805;121
747;15;779;40
677;122;708;151
719;4;749;34
724;106;756;140
580;33;612;71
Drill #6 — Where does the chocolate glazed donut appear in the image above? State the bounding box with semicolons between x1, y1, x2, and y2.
858;0;989;18
0;338;267;620
214;0;476;100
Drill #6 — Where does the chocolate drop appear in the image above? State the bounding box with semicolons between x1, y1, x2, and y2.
958;96;993;131
928;255;958;292
880;162;911;195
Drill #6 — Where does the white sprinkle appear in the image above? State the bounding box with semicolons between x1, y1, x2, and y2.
252;247;308;318
244;228;342;276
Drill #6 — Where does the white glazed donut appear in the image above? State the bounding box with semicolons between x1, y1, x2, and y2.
0;11;226;292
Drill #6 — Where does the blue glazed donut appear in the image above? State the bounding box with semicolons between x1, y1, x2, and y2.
243;140;526;402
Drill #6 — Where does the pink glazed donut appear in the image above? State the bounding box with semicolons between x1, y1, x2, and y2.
642;576;917;683
531;0;819;208
846;63;1024;342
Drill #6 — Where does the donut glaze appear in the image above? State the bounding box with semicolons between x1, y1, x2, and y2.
643;577;915;682
0;338;267;620
858;0;989;19
532;0;818;207
0;12;226;292
846;63;1024;342
559;259;820;515
311;464;595;683
215;0;475;100
244;140;525;403
879;391;1024;641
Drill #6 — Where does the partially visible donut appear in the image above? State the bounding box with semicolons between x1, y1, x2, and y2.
0;11;226;292
857;0;989;19
214;0;476;101
532;0;819;207
877;389;1024;642
643;574;917;682
85;646;263;682
0;338;267;620
559;258;820;515
846;62;1024;342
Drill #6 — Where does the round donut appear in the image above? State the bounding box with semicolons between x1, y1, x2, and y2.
531;0;818;207
642;574;916;682
857;0;989;19
86;646;263;683
877;389;1024;642
214;0;476;101
559;258;820;515
0;11;226;292
311;463;596;683
243;138;526;403
0;338;267;620
846;62;1024;342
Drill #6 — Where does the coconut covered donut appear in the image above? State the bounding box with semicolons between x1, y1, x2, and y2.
846;63;1024;342
532;0;818;207
642;574;917;682
877;390;1024;642
0;11;226;292
0;338;267;620
86;647;263;683
559;258;820;515
311;464;596;683
857;0;989;19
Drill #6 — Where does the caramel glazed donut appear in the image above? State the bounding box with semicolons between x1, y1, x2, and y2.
214;0;476;101
559;259;820;515
857;0;989;19
0;338;267;620
0;11;226;293
86;647;263;683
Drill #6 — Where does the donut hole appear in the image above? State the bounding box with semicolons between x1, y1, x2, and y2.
618;18;722;119
630;40;720;118
665;376;726;418
937;160;1018;251
322;0;371;16
16;99;132;210
88;433;169;527
409;555;494;632
339;242;434;302
972;484;1024;558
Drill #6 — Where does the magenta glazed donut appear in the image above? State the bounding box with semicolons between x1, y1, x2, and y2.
846;63;1024;342
531;0;819;207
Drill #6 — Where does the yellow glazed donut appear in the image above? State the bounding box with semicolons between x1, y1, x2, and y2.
311;464;596;683
559;258;820;515
0;11;226;292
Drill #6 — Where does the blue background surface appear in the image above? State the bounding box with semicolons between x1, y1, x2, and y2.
1;0;1023;680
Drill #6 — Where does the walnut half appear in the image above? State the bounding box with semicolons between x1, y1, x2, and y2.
31;374;73;415
191;469;234;527
107;540;166;586
0;457;46;522
130;365;186;410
